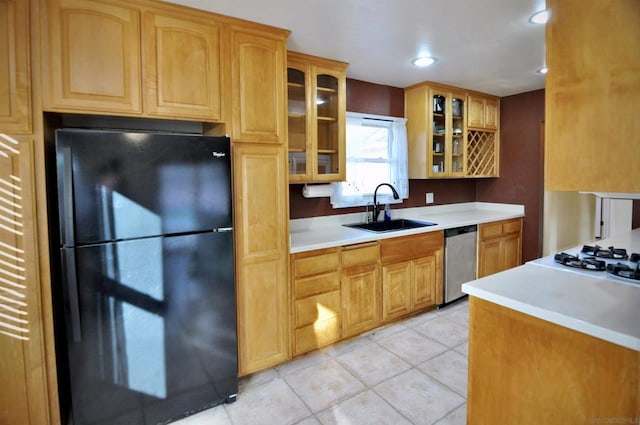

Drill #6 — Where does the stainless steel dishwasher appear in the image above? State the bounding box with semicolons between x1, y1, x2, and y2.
443;225;477;304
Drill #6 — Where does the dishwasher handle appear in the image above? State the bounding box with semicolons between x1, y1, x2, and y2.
444;225;477;238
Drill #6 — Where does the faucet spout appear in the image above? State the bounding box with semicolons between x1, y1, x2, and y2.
372;183;400;222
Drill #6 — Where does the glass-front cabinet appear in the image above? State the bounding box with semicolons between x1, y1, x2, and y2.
287;52;347;183
428;89;466;178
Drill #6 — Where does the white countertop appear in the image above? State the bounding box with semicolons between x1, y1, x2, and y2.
462;228;640;351
290;202;524;254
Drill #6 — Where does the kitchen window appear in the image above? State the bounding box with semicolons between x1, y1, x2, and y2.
331;112;408;208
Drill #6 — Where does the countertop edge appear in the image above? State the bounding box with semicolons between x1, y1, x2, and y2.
290;202;524;254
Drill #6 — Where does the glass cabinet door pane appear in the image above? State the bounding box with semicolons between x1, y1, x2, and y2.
316;74;339;175
451;97;464;173
288;68;307;175
432;93;446;174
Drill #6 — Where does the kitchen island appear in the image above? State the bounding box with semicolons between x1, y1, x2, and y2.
462;229;640;424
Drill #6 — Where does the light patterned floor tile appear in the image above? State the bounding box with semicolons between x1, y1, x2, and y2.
224;378;310;425
374;369;465;425
335;341;411;386
434;403;467;425
284;358;366;413
418;350;469;397
170;404;231;425
411;316;469;348
316;390;412;425
376;328;449;365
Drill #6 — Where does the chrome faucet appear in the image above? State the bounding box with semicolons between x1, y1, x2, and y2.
372;183;399;222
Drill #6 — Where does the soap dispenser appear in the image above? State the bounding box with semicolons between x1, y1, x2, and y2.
384;203;391;222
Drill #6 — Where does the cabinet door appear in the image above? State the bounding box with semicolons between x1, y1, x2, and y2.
412;255;440;310
0;137;52;425
341;264;380;338
144;12;222;121
286;58;311;180
42;0;142;113
467;96;485;129
228;26;286;143
313;65;346;182
502;232;522;271
478;238;502;278
382;261;411;321
484;98;498;130
0;0;30;133
233;144;289;375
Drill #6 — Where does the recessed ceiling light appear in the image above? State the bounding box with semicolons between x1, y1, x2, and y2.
537;66;548;74
529;9;550;24
412;56;437;67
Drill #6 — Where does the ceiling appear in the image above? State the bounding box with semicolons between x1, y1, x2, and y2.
165;0;547;97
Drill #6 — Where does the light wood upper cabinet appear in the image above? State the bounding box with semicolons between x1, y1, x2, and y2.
41;0;226;121
233;143;290;375
467;95;498;130
406;84;467;179
0;0;31;133
478;218;522;278
143;12;222;120
287;52;347;183
41;0;143;114
227;26;287;143
545;0;640;192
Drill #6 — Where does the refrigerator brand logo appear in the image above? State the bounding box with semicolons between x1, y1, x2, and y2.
212;152;226;158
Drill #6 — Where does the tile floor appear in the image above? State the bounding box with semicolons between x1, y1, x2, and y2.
173;298;469;425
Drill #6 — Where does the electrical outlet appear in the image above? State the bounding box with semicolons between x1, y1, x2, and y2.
426;192;434;204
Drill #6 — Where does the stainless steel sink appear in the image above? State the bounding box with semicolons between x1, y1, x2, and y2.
344;219;437;233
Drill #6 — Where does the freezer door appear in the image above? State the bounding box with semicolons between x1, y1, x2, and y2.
56;129;232;245
62;232;237;425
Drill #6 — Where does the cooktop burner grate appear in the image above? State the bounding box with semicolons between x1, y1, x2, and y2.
606;262;640;282
554;252;607;271
581;245;628;260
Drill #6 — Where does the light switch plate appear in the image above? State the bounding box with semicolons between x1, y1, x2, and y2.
426;192;434;204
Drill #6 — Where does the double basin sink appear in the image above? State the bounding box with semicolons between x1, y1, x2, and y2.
344;219;437;233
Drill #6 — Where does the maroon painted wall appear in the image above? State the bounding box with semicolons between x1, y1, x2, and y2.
476;90;545;262
289;78;478;219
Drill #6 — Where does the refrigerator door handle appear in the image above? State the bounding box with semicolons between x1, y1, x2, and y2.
60;146;75;246
62;249;82;342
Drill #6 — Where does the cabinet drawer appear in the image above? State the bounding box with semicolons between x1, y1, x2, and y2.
381;231;443;264
295;290;341;328
479;222;503;239
502;219;521;235
341;242;380;268
294;315;341;355
294;271;340;299
293;248;340;277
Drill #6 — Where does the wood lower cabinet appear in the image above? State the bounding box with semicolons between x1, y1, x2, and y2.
381;232;444;321
341;242;381;338
233;144;290;376
0;0;31;133
227;25;287;143
478;218;522;278
143;11;222;120
291;248;341;356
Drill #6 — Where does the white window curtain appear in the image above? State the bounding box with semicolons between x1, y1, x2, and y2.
331;112;408;208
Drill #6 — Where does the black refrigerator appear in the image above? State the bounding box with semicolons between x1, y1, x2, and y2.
52;129;237;425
